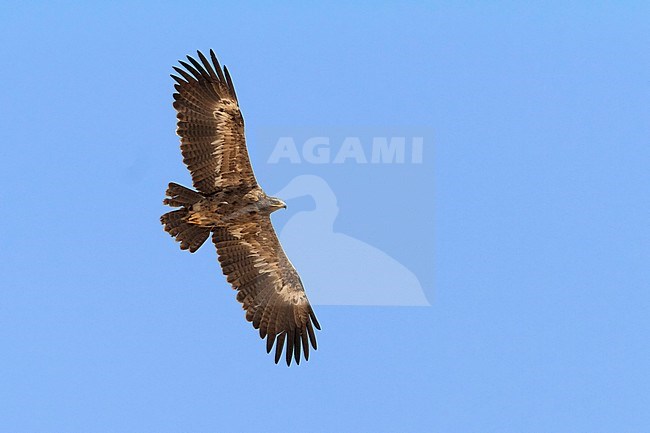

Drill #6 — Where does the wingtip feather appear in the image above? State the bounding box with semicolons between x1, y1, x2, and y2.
266;334;275;354
294;331;301;365
274;333;286;364
310;311;321;330
285;330;294;366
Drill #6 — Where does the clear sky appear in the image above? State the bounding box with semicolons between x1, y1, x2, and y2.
1;2;649;432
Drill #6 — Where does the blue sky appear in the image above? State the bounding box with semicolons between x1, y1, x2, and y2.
1;2;649;432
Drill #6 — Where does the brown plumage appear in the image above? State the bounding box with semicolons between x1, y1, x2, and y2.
161;50;320;366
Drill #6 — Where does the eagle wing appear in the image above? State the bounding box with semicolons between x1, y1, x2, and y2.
171;50;257;194
212;216;320;366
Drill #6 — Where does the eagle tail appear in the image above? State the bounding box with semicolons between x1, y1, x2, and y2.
161;183;210;253
160;209;211;253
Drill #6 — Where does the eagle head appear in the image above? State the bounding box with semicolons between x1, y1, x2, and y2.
267;196;287;212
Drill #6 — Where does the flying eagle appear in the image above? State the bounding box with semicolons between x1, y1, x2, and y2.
160;50;320;366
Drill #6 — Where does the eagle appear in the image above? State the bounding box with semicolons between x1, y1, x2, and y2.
160;50;320;366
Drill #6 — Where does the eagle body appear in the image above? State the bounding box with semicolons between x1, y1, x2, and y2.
160;50;320;366
181;187;284;226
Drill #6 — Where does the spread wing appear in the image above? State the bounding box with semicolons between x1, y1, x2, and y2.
171;50;257;194
212;216;321;366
